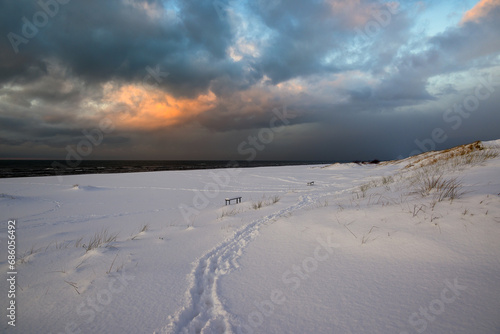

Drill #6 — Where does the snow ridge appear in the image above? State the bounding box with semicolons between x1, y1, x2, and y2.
159;194;317;334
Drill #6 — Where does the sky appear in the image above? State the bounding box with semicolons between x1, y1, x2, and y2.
0;0;499;161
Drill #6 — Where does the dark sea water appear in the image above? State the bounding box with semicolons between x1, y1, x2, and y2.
0;160;335;179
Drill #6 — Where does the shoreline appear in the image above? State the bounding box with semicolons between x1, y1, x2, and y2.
0;160;339;179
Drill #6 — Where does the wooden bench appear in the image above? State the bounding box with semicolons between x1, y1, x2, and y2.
225;197;242;205
307;181;315;186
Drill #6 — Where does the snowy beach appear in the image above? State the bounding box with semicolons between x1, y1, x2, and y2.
1;140;500;334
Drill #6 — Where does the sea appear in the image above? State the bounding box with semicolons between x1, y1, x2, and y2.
0;160;336;179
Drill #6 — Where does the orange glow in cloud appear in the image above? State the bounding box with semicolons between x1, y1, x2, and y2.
327;0;399;28
103;84;217;129
276;80;305;93
328;0;372;27
461;0;500;24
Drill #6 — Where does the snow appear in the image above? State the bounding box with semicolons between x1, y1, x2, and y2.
1;141;500;334
482;139;500;149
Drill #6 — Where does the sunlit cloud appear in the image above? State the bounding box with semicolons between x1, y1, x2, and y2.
225;3;270;63
461;0;500;23
103;83;217;130
121;0;172;22
327;0;400;28
228;38;260;62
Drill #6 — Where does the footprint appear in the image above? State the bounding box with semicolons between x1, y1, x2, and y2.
205;318;227;334
204;297;214;308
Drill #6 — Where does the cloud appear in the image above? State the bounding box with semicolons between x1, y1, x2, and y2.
103;83;218;129
0;0;499;160
461;0;500;23
431;1;500;64
0;0;240;97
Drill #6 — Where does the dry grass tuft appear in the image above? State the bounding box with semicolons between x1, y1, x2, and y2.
84;229;118;252
252;200;264;210
139;224;149;233
252;195;281;210
218;208;240;219
411;170;466;203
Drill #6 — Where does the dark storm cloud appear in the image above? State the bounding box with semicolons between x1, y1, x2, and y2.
0;0;242;97
249;0;376;83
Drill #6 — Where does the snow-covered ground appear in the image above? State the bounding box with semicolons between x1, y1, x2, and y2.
1;140;500;334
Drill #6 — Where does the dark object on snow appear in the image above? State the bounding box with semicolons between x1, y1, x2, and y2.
225;197;242;205
354;160;380;165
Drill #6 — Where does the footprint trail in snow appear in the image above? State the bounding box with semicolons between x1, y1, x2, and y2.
158;195;318;334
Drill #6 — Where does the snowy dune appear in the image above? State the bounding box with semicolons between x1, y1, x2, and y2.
1;140;500;334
